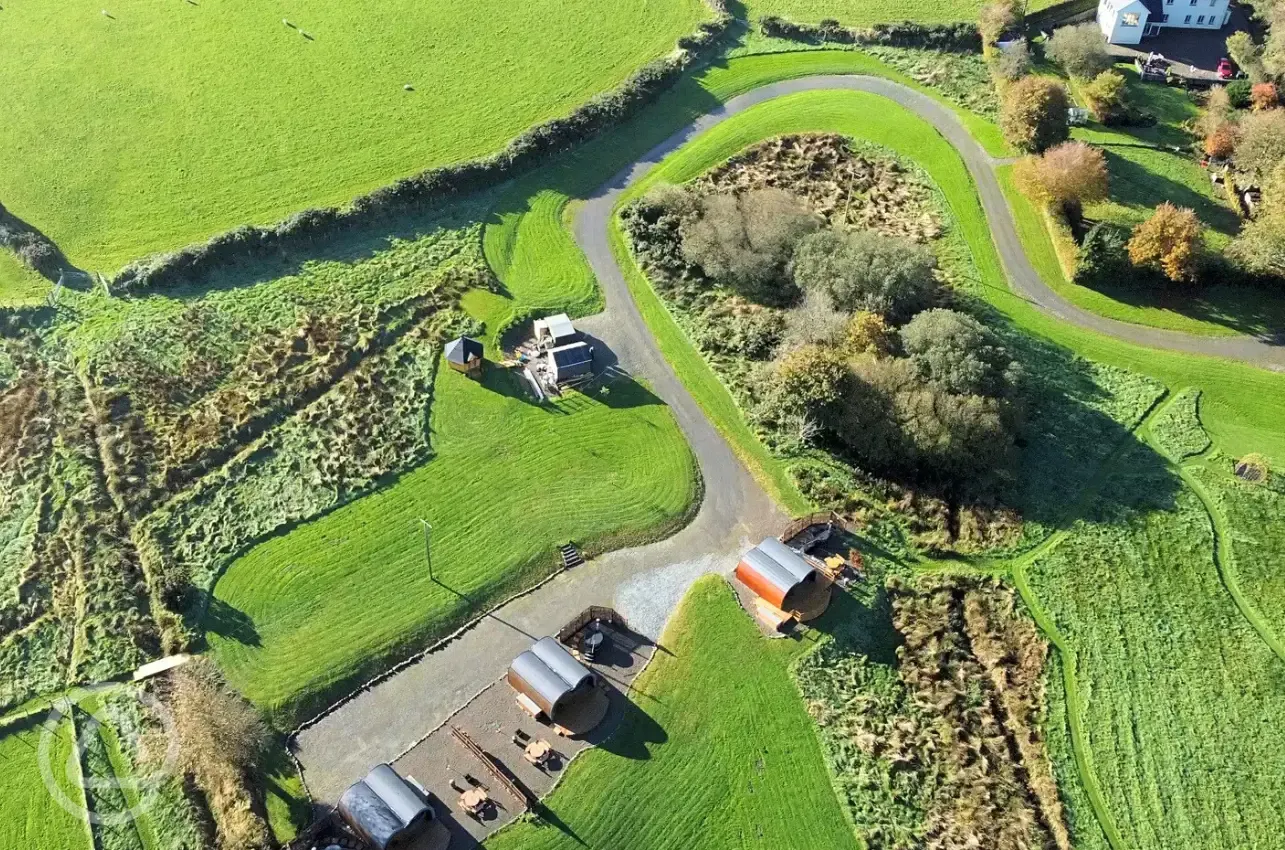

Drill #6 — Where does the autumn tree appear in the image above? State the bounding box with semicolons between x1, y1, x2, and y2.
1234;108;1285;184
1082;70;1127;122
994;42;1032;81
1204;122;1240;158
1196;86;1235;140
1012;141;1108;220
773;343;850;417
1046;23;1113;78
1252;82;1280;111
1127;203;1202;283
1227;31;1267;83
979;0;1022;46
1000;76;1070;152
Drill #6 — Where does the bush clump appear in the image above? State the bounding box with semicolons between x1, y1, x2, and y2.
680;188;819;304
789;229;938;321
1046;22;1113;78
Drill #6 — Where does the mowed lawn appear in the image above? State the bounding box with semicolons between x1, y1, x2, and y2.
0;718;93;850
0;0;710;272
209;363;697;724
486;576;859;850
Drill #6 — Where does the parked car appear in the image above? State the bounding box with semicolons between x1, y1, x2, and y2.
1218;58;1235;80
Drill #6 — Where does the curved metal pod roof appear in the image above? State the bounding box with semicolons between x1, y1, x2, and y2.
507;637;596;721
736;537;818;611
337;764;433;850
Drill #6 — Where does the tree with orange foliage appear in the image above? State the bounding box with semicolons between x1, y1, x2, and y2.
1252;82;1279;111
1012;141;1108;221
1127;203;1203;283
1204;122;1239;158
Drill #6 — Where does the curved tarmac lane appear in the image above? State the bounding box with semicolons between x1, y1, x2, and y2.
294;72;1285;807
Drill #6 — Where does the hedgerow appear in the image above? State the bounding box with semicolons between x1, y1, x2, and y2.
110;1;733;295
757;15;981;51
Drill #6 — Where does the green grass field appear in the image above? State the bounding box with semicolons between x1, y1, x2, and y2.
0;0;710;272
0;717;93;850
1026;444;1285;850
486;576;859;850
210;364;697;724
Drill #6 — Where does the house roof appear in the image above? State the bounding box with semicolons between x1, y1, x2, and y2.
1100;0;1147;13
549;342;593;369
444;336;483;365
338;764;434;850
509;637;595;718
1139;0;1162;18
543;313;577;340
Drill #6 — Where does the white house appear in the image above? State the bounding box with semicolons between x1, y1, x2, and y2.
1098;0;1232;44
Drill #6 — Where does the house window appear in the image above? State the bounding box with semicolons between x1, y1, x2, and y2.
1166;0;1173;4
1197;14;1205;22
1122;11;1140;25
1184;13;1192;21
1162;14;1170;21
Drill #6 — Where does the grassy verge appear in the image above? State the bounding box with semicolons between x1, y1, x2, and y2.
0;251;49;308
485;576;859;850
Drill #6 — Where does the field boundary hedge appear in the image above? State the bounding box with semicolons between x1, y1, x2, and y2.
110;0;734;295
757;15;982;52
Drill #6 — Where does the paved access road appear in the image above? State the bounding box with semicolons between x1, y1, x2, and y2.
578;74;1285;371
295;72;1285;806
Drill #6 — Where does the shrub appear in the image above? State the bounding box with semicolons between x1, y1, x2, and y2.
1000;76;1070;152
994;41;1032;81
1012;141;1108;219
1204;122;1239;159
1234;107;1285;184
1227;79;1252;108
1127;203;1203;283
1075;221;1133;288
1252;82;1279;111
1226;31;1266;83
1046;23;1113;78
1230;161;1285;277
759;15;980;51
846;310;895;357
773;343;850;417
680;189;819;304
1082;69;1127;122
789;229;938;321
900;308;1018;398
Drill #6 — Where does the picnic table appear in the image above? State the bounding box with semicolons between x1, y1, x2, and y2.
524;739;553;766
459;787;489;815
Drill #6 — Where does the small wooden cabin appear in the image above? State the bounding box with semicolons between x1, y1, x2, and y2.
444;336;484;377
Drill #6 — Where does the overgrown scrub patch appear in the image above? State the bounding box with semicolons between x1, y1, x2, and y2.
863;46;999;119
486;576;858;850
797;576;1071;850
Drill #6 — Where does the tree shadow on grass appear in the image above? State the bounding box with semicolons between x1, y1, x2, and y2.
593;693;667;761
1098;147;1241;234
198;593;262;647
809;586;902;667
